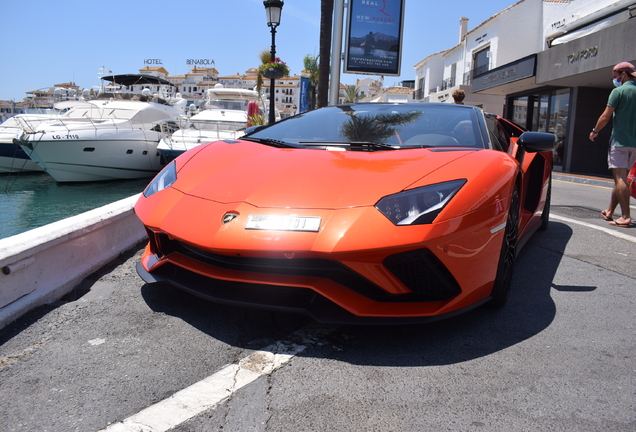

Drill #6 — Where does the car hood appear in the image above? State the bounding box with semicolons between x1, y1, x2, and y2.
173;140;474;209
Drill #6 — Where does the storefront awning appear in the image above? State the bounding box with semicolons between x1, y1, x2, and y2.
549;13;627;46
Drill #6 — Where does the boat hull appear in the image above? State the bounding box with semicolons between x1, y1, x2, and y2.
0;117;48;173
0;143;42;173
18;135;163;182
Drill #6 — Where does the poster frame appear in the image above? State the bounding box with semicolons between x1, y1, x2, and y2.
343;0;406;77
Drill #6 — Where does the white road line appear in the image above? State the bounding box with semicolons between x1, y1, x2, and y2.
550;214;636;243
101;327;332;432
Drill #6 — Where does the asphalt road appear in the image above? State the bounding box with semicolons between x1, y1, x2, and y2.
0;174;634;432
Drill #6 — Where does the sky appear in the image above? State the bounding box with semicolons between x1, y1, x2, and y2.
0;0;518;102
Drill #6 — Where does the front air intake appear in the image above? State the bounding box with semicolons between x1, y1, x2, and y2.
383;249;461;301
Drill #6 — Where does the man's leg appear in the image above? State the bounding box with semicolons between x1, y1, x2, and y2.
611;167;631;225
603;188;619;220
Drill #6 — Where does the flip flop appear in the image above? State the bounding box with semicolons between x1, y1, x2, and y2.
609;220;632;227
600;210;613;221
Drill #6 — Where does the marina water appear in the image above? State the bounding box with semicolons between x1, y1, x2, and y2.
1;173;149;240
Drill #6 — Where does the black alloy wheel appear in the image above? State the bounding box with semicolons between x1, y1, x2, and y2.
489;186;519;307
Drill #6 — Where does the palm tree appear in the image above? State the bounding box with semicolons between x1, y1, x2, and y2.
303;54;319;110
318;0;334;108
343;85;364;103
252;48;273;124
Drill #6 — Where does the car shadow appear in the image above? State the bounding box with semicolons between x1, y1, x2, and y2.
140;220;584;366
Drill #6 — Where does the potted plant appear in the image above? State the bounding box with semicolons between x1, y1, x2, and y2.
259;57;290;80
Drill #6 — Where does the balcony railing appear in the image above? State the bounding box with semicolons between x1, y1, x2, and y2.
472;64;490;77
441;77;456;91
413;88;425;100
460;64;491;85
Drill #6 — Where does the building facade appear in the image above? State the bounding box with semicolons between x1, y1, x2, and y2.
113;66;306;117
415;0;635;175
414;0;545;114
470;0;635;175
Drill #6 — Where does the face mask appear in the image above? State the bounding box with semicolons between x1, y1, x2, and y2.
613;78;622;88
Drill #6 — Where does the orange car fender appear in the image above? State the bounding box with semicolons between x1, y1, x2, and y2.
407;150;520;222
134;186;185;231
174;142;211;170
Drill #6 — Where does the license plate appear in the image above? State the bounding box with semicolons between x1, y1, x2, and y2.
245;215;321;232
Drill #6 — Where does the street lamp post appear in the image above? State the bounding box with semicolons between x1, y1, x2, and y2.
263;0;283;125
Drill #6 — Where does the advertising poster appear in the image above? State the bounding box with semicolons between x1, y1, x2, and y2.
344;0;405;76
299;77;310;113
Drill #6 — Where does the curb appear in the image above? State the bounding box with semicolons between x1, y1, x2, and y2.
552;172;613;188
0;194;145;330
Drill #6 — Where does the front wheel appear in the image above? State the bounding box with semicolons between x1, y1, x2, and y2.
489;186;519;307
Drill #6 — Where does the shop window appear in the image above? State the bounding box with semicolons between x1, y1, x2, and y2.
549;90;569;165
512;97;528;127
514;90;569;166
533;94;550;132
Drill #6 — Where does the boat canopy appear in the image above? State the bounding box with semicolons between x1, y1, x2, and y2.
101;74;174;87
62;103;176;124
205;87;258;100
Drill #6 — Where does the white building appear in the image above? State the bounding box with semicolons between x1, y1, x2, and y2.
414;0;635;176
166;66;219;97
367;86;414;103
355;77;384;100
414;0;543;114
130;65;306;117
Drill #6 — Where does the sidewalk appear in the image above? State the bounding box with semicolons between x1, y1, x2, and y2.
552;172;613;188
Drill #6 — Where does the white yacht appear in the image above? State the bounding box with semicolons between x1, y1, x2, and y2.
15;75;187;182
156;85;263;165
1;115;46;173
0;101;91;173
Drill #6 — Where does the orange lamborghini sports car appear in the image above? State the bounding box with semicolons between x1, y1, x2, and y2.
135;103;555;324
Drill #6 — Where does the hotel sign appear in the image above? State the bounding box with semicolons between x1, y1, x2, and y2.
472;55;536;92
143;58;215;67
187;59;215;66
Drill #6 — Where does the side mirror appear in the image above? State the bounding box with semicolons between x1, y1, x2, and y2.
517;132;556;153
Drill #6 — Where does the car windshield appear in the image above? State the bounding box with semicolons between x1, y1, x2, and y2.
244;103;485;150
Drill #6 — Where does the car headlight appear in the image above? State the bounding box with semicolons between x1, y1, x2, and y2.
375;179;466;225
143;161;177;198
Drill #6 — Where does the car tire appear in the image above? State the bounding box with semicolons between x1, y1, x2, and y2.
538;176;551;231
489;186;519;307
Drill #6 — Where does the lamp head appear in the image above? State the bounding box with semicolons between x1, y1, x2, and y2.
263;0;284;27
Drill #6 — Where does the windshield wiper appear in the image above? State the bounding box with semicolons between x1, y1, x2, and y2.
241;137;300;148
298;141;398;151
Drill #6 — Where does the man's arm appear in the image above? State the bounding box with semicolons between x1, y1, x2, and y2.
589;105;614;141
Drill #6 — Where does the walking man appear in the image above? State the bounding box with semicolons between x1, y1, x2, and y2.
589;62;636;227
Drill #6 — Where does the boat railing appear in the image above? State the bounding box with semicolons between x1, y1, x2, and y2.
159;119;247;144
17;116;162;135
159;120;182;138
12;115;57;134
190;120;246;133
